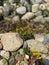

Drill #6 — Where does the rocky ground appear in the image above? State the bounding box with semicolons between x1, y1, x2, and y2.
0;0;49;65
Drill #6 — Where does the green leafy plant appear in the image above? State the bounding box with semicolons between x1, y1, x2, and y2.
16;25;34;40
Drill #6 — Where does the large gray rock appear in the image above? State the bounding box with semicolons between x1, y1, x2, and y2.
1;33;23;51
21;12;34;20
0;59;8;65
16;6;26;15
25;39;48;53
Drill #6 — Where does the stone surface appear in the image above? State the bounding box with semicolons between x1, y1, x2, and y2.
1;33;23;51
9;56;15;65
39;4;46;10
43;56;49;65
21;12;34;20
12;16;20;24
0;50;10;60
3;3;10;16
25;39;48;53
35;11;42;16
32;4;39;13
0;34;4;39
43;34;49;45
44;0;49;2
19;49;24;55
33;16;45;23
16;6;26;15
0;43;3;50
44;17;49;22
46;2;49;11
34;34;44;42
0;59;8;65
21;61;28;65
30;0;42;4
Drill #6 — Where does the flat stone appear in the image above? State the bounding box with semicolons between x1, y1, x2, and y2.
25;39;48;53
21;61;28;65
1;33;23;51
43;34;49;45
39;4;46;10
16;6;26;15
32;4;39;13
9;56;15;65
44;0;49;2
43;56;49;65
0;59;8;65
34;34;44;42
12;16;20;24
0;43;3;50
0;50;10;60
33;16;45;23
21;12;34;20
46;2;49;11
30;0;42;4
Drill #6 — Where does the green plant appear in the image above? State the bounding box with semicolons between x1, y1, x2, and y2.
16;25;34;41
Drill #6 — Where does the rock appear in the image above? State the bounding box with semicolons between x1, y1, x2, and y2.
9;56;15;65
46;2;49;11
30;0;42;4
15;54;22;61
1;33;23;51
43;56;49;65
16;6;26;15
21;61;28;65
25;54;29;60
0;59;8;65
39;4;46;10
0;50;10;60
43;34;49;45
19;49;24;55
3;3;10;16
0;34;4;39
0;6;4;21
21;12;34;20
20;0;31;11
23;41;28;48
32;4;39;13
34;34;44;42
44;0;49;2
12;16;20;24
35;11;42;16
0;43;3;50
33;16;45;23
25;39;48;53
44;17;49;22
